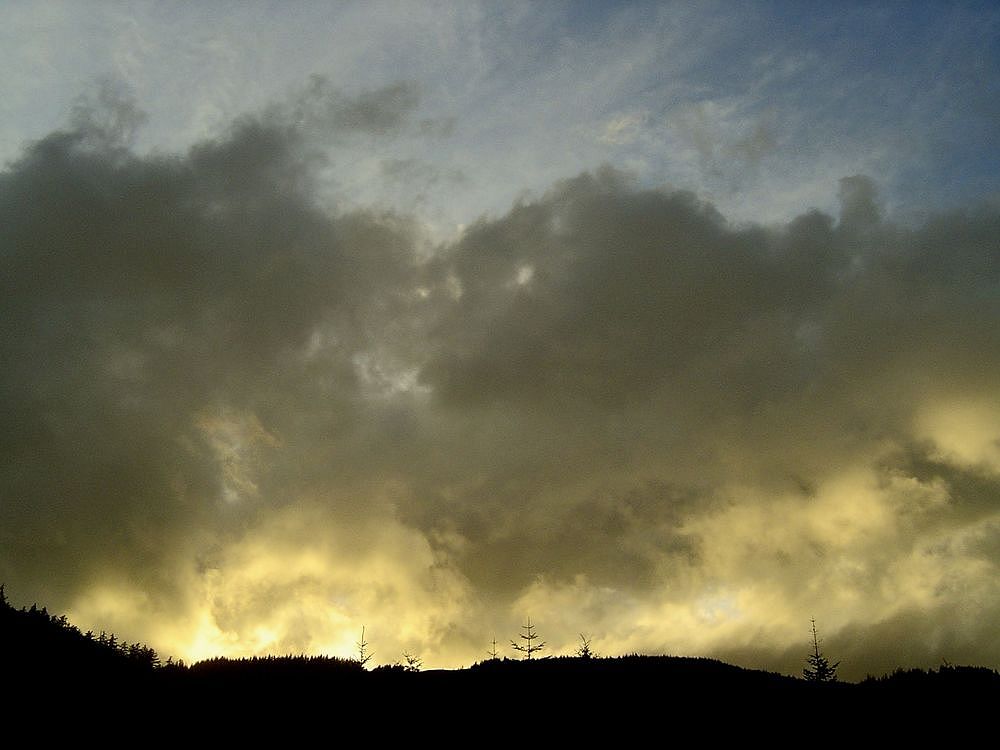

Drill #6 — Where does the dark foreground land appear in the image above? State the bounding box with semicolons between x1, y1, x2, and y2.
2;589;997;735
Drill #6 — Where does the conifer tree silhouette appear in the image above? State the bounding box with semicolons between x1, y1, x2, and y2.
803;618;839;682
511;617;545;660
357;625;373;668
576;633;595;659
402;651;422;672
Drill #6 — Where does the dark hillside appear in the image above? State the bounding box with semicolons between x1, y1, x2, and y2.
0;584;158;683
3;587;996;724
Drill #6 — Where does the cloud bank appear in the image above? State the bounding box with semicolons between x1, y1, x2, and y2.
1;86;998;678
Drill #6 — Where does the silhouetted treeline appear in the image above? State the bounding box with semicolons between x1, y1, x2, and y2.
3;584;997;720
187;653;363;681
191;654;361;674
0;584;159;680
467;652;802;691
860;663;1000;692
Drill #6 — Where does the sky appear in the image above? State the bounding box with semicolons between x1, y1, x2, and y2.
0;1;998;680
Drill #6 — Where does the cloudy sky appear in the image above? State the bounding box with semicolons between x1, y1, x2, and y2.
1;1;998;679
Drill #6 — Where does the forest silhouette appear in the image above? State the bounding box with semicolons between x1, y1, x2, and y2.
2;584;996;719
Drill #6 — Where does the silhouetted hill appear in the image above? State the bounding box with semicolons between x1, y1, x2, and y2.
860;663;1000;693
0;584;159;684
3;586;997;727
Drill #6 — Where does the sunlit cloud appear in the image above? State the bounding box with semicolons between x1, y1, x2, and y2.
1;3;998;681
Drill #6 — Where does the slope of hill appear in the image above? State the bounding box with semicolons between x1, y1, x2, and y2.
3;585;997;720
0;584;159;681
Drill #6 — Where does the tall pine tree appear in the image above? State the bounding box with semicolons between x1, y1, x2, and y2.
803;618;839;682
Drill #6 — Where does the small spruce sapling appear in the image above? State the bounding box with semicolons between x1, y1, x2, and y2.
803;618;839;683
357;625;374;668
511;617;546;660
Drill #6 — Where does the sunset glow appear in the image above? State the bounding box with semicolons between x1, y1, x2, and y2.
2;2;998;681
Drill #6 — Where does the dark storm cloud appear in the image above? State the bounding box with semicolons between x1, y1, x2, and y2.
423;168;999;415
0;87;421;607
477;481;703;592
409;169;999;675
1;86;998;675
418;169;1000;520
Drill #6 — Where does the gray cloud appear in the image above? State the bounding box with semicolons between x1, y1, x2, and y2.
289;76;422;137
380;158;466;189
1;88;998;678
0;89;420;605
